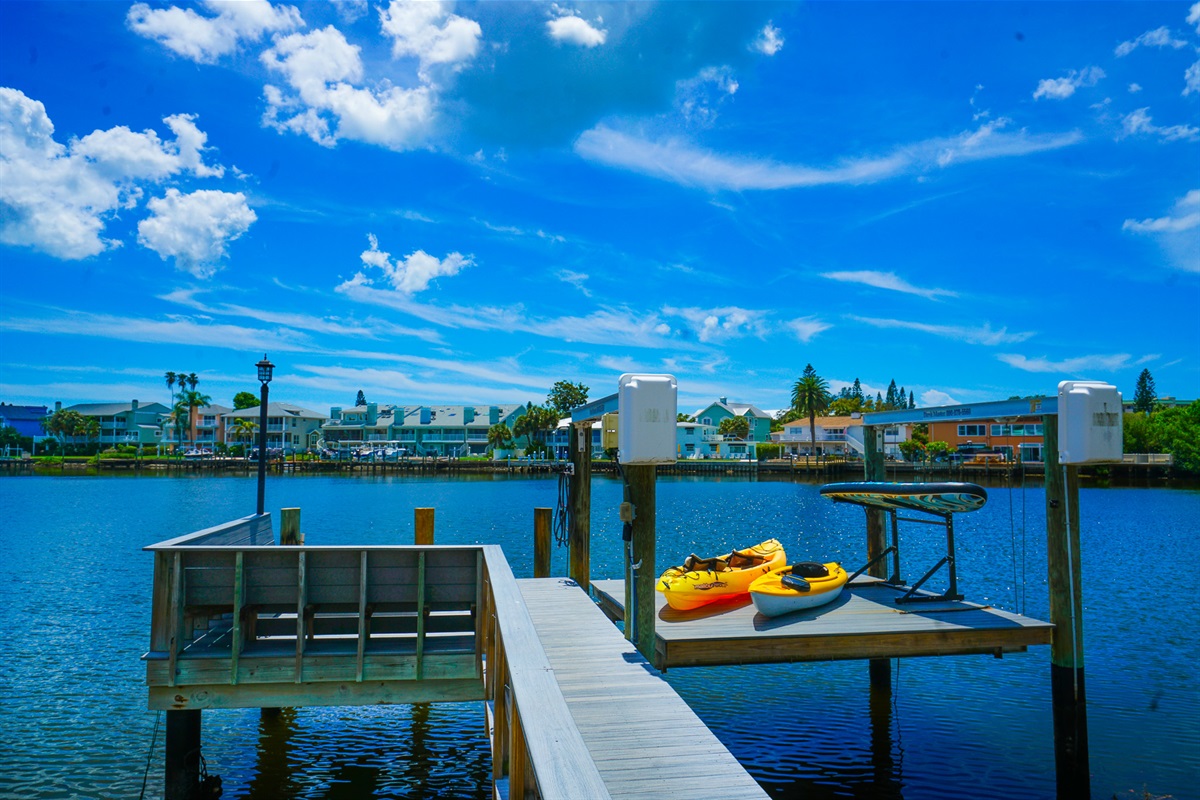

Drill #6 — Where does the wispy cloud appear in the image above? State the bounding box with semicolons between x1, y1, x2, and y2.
1115;26;1188;57
661;305;771;343
850;315;1035;345
1033;66;1105;100
822;270;957;300
1120;108;1199;142
557;270;592;296
574;119;1082;191
997;352;1147;374
786;316;832;343
752;23;784;56
1122;189;1200;272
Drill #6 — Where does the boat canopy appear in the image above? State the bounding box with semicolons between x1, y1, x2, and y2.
819;482;987;515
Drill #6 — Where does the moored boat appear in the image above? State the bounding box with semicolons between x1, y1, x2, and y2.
656;538;786;611
749;561;848;617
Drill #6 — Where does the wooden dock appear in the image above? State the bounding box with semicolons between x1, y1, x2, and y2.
518;578;767;799
591;576;1053;670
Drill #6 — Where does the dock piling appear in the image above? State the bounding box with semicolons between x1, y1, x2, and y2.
863;426;892;692
533;507;551;578
164;709;201;800
415;507;434;545
568;423;592;590
626;464;657;661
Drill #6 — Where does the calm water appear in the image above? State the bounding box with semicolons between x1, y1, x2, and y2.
0;473;1196;799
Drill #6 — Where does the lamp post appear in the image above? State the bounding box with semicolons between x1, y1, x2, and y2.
255;354;274;516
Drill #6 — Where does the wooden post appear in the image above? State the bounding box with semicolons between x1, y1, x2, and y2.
626;464;657;662
415;507;434;545
280;507;301;545
568;422;592;590
164;709;201;800
1042;415;1090;799
863;425;891;691
533;507;551;578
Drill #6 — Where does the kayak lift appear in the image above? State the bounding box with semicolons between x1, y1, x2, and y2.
819;481;989;604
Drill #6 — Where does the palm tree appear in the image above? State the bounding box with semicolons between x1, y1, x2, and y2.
487;423;513;453
177;388;212;448
164;371;177;409
230;418;258;453
791;364;831;464
186;372;199;392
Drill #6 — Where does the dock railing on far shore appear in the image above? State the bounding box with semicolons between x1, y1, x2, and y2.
143;515;610;800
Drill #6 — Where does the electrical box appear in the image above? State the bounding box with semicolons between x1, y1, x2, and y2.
1058;380;1123;464
617;374;678;465
601;413;620;450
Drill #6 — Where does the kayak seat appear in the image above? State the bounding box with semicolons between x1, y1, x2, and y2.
727;551;766;569
792;561;830;578
683;554;729;572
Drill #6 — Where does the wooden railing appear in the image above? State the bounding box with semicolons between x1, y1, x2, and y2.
144;520;608;798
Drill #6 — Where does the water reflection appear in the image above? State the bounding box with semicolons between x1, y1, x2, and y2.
246;708;301;799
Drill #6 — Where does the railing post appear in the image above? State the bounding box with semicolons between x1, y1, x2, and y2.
568;422;592;590
280;507;301;545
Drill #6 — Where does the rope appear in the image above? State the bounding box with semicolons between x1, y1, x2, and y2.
138;711;161;800
552;467;570;547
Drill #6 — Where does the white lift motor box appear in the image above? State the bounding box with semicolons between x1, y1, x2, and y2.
617;374;678;465
1058;380;1123;464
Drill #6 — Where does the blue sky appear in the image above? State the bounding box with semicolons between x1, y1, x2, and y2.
1;1;1198;416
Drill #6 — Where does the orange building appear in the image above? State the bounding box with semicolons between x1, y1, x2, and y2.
926;416;1045;462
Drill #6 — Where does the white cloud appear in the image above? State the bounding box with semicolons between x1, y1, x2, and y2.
1185;61;1200;96
850;315;1036;346
574;120;1082;191
1033;66;1105;100
137;189;257;278
261;26;436;150
546;7;607;48
753;23;784;56
661;306;771;343
821;270;957;300
127;0;303;63
1115;26;1188;57
1190;2;1200;34
997;353;1141;374
1122;190;1200;272
1120;108;1199;141
786;316;832;343
1129;83;1143;93
379;0;482;81
557;270;592;296
920;389;959;407
676;67;739;127
349;234;472;294
0;88;226;260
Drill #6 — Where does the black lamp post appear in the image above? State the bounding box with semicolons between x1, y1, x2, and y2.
255;354;274;516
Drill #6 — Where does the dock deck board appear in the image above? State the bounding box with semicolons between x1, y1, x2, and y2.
518;578;767;799
591;576;1053;670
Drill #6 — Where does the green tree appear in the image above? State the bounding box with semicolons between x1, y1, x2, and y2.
1123;412;1156;454
927;440;951;460
487;422;514;451
791;364;831;460
164;371;177;407
233;391;259;410
513;405;559;450
0;425;21;450
885;379;898;409
230;418;258;448
356;390;367;407
830;396;865;417
1149;401;1200;473
718;416;750;440
83;416;100;452
677;413;696;422
547;381;589;415
177;389;212;447
898;439;926;462
909;390;916;409
1133;369;1157;413
851;378;864;400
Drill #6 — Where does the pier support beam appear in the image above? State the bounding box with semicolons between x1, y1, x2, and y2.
626;464;657;661
568;423;592;590
415;507;434;545
1042;416;1090;800
863;426;891;691
164;709;201;800
534;507;551;578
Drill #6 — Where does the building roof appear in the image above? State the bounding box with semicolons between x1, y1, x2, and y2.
782;415;859;429
65;401;170;416
694;399;772;420
223;402;326;420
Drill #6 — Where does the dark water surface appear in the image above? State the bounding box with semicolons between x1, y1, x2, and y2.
0;473;1196;799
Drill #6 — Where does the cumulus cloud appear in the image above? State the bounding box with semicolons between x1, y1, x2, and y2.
821;270;957;300
1120;108;1199;141
1033;66;1105;100
546;6;607;48
921;389;959;407
137;189;256;278
575;119;1081;191
127;0;303;63
1114;26;1188;57
1190;2;1200;34
1122;190;1200;272
344;233;472;294
1185;61;1200;96
0;87;225;260
753;23;784;56
661;305;771;343
261;26;435;149
379;0;482;81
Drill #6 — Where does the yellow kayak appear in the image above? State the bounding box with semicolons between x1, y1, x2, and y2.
656;539;786;611
749;561;848;617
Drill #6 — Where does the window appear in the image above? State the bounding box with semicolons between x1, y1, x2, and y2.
701;417;711;426
686;428;694;436
958;424;987;437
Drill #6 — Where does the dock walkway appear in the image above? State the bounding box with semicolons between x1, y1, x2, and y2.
518;578;767;799
592;576;1053;670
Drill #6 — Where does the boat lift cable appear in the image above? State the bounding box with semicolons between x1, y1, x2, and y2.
552;465;571;547
138;711;160;800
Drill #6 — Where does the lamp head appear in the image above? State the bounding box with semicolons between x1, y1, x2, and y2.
256;354;274;385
